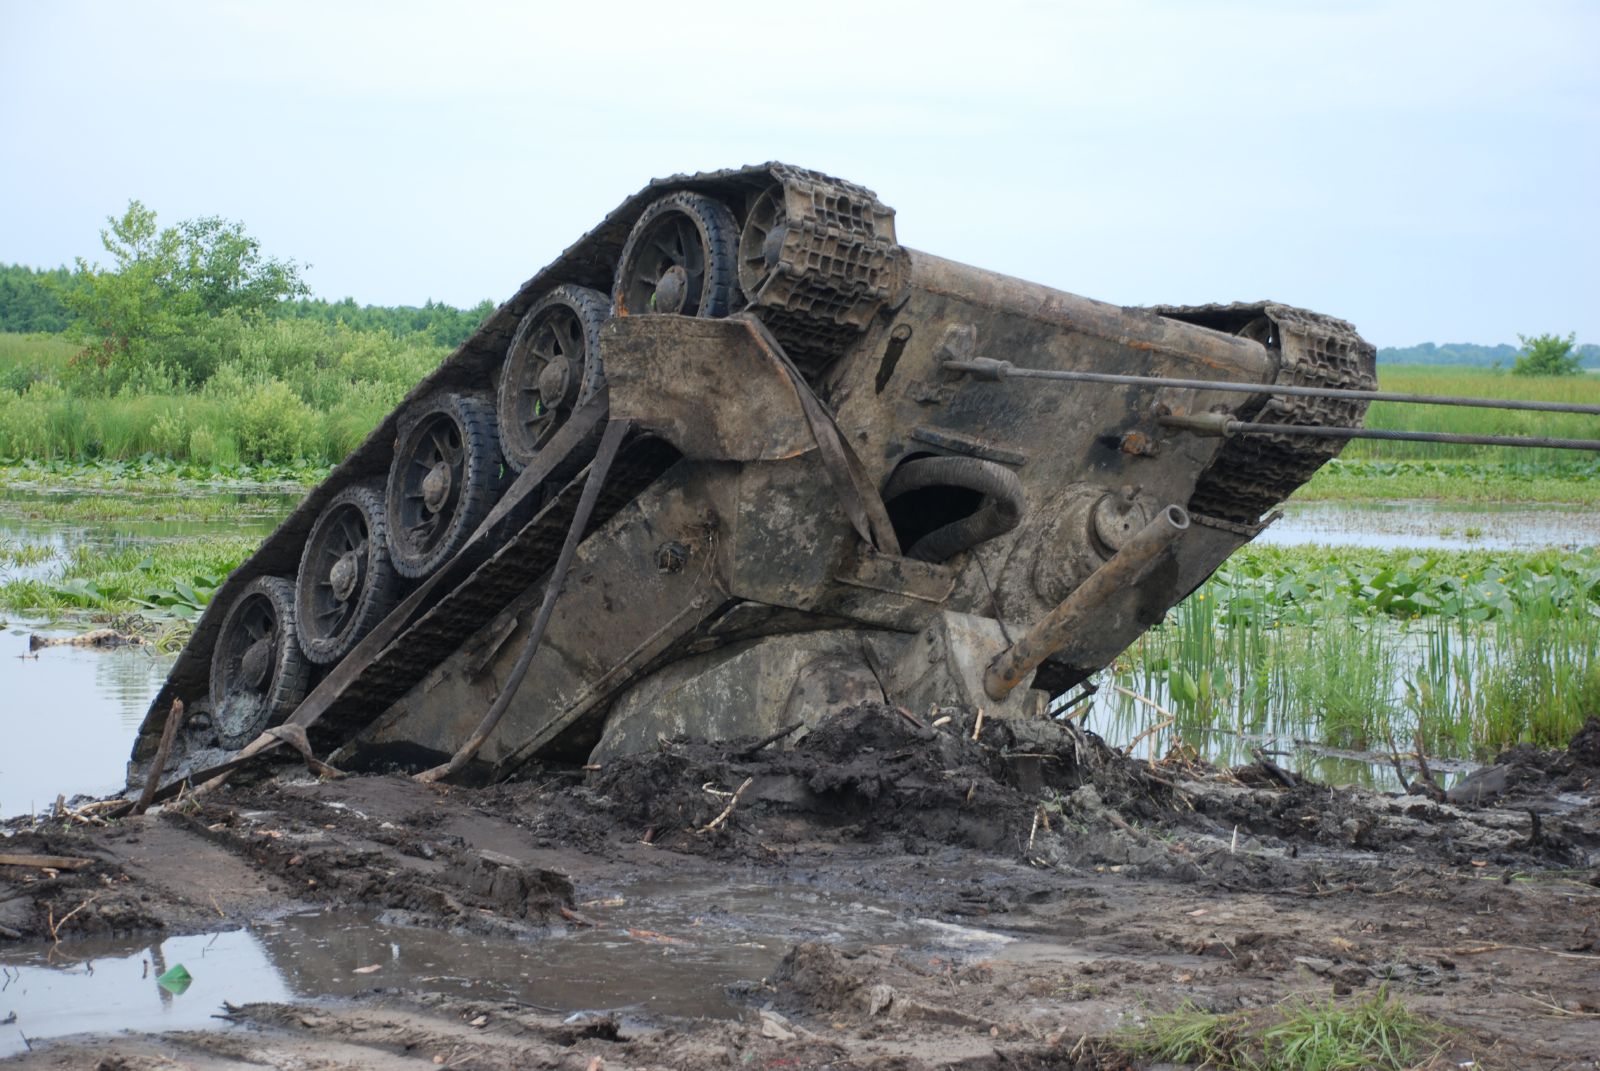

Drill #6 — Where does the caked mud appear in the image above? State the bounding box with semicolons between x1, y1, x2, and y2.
4;706;1598;1069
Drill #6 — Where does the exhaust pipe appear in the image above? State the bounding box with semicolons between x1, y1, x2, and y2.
984;504;1190;701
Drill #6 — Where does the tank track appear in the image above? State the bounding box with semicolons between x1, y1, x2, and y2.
1156;302;1377;523
135;164;905;766
749;165;907;374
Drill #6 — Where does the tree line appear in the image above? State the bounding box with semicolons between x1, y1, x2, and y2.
1377;340;1599;369
1;200;1590;377
0;202;493;355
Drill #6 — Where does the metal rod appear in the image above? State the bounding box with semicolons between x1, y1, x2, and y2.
1161;415;1600;452
985;505;1190;702
943;359;1600;416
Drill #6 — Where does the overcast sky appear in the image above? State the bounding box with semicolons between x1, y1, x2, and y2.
2;0;1595;347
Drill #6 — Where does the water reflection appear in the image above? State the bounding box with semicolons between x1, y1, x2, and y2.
0;882;1013;1055
1266;500;1599;552
0;621;176;816
0;929;289;1058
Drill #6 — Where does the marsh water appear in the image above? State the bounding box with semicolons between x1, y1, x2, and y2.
0;492;1591;813
1261;500;1600;552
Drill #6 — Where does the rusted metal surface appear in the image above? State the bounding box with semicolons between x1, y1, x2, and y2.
130;163;1380;790
985;506;1190;702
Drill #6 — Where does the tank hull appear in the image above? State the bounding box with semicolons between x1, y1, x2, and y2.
131;165;1374;786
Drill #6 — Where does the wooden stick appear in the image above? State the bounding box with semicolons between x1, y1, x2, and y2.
0;853;95;871
738;721;803;758
1126;715;1175;758
1109;682;1177;721
48;893;101;943
699;777;753;833
1444;942;1600;962
894;706;927;730
1412;729;1446;801
133;699;185;815
971;707;986;741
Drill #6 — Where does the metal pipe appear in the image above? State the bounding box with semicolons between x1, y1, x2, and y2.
1159;412;1600;452
944;358;1600;417
985;505;1190;702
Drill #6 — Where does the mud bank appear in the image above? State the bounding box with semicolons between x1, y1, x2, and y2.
3;706;1598;1068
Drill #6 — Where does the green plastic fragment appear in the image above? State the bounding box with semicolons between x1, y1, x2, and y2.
156;963;193;995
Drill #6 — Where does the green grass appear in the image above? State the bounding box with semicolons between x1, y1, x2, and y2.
1295;458;1600;505
0;535;254;623
1346;365;1600;466
1288;365;1600;504
0;456;327;491
1109;544;1600;759
1119;989;1443;1070
0;487;296;527
0;325;447;466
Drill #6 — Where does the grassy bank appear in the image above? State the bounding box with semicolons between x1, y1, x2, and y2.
0;534;256;648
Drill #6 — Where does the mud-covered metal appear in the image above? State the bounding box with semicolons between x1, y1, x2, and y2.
129;164;1377;788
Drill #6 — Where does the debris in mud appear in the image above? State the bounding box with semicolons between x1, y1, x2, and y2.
1448;715;1600;806
576;702;1160;856
5;704;1600;1068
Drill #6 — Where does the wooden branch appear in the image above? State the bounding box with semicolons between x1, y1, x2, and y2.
133;699;186;815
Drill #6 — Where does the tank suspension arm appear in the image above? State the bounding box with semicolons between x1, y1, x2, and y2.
943;358;1600;417
414;418;633;785
1158;413;1600;452
985;505;1190;702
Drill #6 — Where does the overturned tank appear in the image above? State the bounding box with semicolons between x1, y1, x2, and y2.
130;163;1376;788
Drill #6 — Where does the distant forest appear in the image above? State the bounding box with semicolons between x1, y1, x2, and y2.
1377;340;1600;368
3;261;1592;366
0;263;494;348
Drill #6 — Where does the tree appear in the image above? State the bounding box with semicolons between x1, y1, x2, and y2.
61;200;307;389
1512;332;1582;377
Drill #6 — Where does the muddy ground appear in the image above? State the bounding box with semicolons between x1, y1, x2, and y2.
2;705;1598;1069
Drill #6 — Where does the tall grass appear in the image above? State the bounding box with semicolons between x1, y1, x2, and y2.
0;324;449;465
1345;365;1600;467
1102;545;1600;760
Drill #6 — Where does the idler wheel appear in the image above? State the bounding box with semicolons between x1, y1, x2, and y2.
294;482;400;665
497;284;609;471
737;184;788;296
209;576;311;750
613;191;739;319
385;393;503;579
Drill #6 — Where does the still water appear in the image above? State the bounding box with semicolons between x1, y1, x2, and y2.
0;879;1013;1056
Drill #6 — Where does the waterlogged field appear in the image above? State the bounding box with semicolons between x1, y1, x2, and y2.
1088;544;1600;774
0;467;299;636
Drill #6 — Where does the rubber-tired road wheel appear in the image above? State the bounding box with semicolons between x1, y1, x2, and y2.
498;284;609;472
385;393;502;579
209;576;311;750
613;191;740;319
294;481;399;664
738;184;788;296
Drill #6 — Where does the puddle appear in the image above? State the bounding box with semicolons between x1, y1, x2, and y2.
0;928;290;1058
0;620;176;817
0;879;1013;1055
1265;501;1599;551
